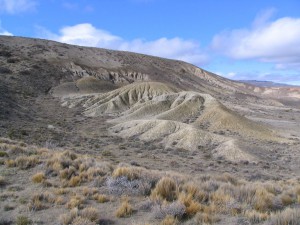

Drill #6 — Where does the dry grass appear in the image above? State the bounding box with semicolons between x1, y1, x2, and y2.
0;175;6;186
31;172;45;183
66;195;85;209
192;212;219;224
59;208;78;225
115;197;133;218
15;155;39;169
68;176;81;187
267;208;300;225
151;177;177;201
112;166;140;180
178;193;202;216
253;187;275;212
160;215;179;225
94;193;109;203
1;139;300;225
80;207;99;222
5;159;15;167
28;192;55;211
244;210;269;223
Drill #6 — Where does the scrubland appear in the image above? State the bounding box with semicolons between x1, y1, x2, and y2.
0;137;300;225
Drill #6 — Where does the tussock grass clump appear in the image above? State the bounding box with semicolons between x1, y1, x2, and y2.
66;195;85;209
0;151;8;157
71;217;97;225
5;159;15;167
28;192;55;211
68;176;81;187
112;166;141;180
151;177;177;201
253;187;275;212
160;215;179;225
16;216;32;225
59;208;78;225
244;210;269;223
266;208;300;225
94;194;109;203
15;155;38;169
31;172;45;183
80;207;99;222
115;197;133;218
178;193;202;216
0;176;6;186
192;212;220;224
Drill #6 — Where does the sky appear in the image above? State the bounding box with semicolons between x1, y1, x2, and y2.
1;0;300;85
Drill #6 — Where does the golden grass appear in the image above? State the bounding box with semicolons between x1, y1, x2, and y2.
178;193;202;216
193;212;219;224
5;159;15;167
112;167;140;180
253;187;275;212
31;172;45;183
80;207;99;222
151;177;177;201
94;194;109;203
244;210;269;223
160;215;179;225
59;208;78;225
15;155;38;169
68;176;81;187
115;198;133;218
66;195;84;209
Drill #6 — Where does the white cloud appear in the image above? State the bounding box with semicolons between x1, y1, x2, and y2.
212;12;300;70
0;0;36;14
40;23;208;65
0;20;12;35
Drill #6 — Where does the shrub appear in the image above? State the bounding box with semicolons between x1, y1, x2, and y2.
32;172;45;183
151;177;177;201
115;198;133;218
152;202;186;220
106;176;151;196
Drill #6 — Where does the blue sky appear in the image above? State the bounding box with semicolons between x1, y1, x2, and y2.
1;0;300;85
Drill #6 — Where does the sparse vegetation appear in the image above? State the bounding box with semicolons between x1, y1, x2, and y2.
16;216;32;225
115;197;133;218
1;138;300;224
31;172;45;183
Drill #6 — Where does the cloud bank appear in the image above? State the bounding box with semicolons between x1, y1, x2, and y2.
39;23;208;65
212;13;300;70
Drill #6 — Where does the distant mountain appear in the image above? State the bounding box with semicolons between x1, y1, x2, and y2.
240;80;298;87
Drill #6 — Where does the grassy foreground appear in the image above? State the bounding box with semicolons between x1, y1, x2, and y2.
0;137;300;225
